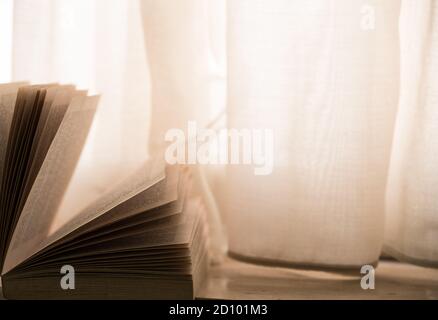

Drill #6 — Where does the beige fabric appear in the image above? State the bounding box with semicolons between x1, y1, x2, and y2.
12;0;150;168
385;0;438;266
225;0;400;267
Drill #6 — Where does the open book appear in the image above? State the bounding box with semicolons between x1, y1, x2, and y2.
0;83;209;299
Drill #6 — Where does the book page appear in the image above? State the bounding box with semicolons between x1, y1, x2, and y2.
48;156;165;247
3;95;99;274
19;86;79;218
80;165;180;231
27;174;187;261
39;199;199;261
0;82;28;191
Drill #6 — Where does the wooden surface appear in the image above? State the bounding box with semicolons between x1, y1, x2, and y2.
197;256;438;300
1;256;438;299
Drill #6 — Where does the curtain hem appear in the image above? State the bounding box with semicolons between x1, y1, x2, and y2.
228;251;378;275
383;245;438;269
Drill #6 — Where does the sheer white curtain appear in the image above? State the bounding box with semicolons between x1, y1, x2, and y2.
225;0;401;268
4;0;438;269
0;0;13;83
11;0;151;168
385;0;438;266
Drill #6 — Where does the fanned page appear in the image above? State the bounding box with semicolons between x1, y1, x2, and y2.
0;84;67;271
72;165;180;233
45;157;164;254
2;90;99;274
0;83;28;190
33;165;183;256
4;118;164;274
31;167;188;260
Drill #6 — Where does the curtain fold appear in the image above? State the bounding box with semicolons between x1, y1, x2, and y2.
385;0;438;267
140;0;224;154
140;0;228;261
225;0;401;268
